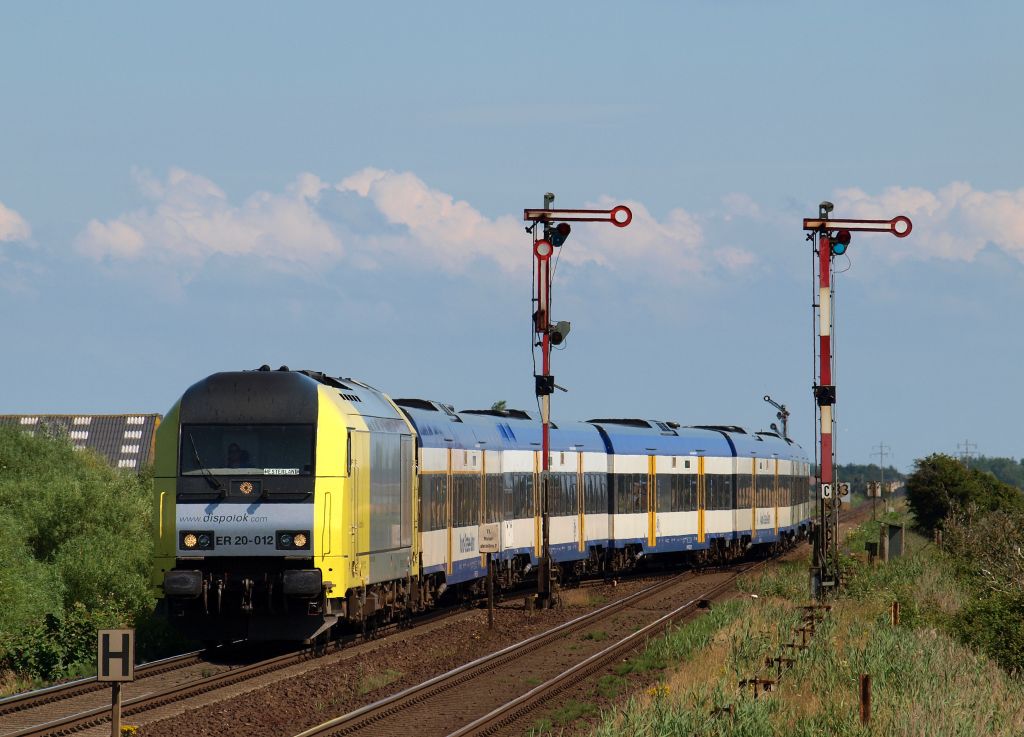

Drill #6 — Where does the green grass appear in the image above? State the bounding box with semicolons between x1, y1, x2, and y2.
528;700;598;735
356;667;403;695
589;513;1024;736
584;630;609;642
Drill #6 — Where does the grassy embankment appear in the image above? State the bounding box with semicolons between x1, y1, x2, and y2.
573;508;1024;736
0;427;186;695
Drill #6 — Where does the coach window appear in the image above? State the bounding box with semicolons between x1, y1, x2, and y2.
657;473;672;514
723;474;735;509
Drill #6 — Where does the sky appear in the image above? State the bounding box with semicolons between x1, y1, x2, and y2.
1;2;1021;470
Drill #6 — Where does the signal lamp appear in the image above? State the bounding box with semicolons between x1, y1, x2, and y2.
549;320;572;346
280;533;293;547
831;229;852;255
293;532;308;549
546;222;572;247
183;533;198;549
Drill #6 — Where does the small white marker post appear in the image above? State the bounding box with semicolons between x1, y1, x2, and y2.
97;628;135;736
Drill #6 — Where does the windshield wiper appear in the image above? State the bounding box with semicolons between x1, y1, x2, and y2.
188;433;226;495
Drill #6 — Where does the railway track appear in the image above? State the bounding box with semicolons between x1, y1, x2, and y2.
0;650;206;722
3;520;860;736
1;647;313;737
294;557;770;737
0;587;548;737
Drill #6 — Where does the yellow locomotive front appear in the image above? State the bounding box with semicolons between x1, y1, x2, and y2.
151;367;418;643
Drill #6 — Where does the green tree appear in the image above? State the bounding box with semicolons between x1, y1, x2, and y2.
490;400;507;412
970;456;1024;491
905;453;1024;532
0;426;159;684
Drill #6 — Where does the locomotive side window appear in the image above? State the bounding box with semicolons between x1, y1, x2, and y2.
179;424;314;476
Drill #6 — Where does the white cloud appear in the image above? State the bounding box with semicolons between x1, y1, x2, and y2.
75;167;342;271
337;167;523;273
75;166;758;283
835;182;1024;264
0;201;31;242
337;168;743;281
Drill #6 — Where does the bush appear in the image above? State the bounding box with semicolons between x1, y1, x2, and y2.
952;593;1024;674
905;454;1023;533
0;427;160;686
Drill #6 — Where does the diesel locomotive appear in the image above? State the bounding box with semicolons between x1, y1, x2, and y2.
152;367;813;642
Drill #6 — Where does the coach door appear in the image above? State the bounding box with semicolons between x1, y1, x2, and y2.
751;457;758;541
647;455;657;547
577;453;585;552
697;455;706;544
533;451;541;559
446;448;454;575
773;458;780;536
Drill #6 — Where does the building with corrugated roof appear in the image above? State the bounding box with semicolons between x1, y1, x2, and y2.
0;414;161;470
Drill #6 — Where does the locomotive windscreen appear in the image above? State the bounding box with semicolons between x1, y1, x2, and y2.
179;424;314;476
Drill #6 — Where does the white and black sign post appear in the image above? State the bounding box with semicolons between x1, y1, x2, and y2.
97;628;135;736
479;523;500;629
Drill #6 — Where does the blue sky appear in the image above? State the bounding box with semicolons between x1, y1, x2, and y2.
1;2;1021;469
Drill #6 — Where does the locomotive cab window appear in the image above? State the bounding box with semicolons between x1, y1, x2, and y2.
179;424;315;476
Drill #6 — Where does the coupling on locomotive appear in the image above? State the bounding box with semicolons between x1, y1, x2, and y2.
152;366;814;642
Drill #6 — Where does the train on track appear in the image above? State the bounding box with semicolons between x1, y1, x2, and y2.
152;367;814;642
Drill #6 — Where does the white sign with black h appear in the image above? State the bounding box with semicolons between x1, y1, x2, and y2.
97;628;135;682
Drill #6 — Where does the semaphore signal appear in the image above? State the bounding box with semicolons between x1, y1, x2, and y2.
523;194;633;606
803;202;912;599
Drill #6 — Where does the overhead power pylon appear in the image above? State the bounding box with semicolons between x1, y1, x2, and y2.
802;204;912;599
523;196;632;607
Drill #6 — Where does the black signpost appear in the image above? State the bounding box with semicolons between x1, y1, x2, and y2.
97;628;135;736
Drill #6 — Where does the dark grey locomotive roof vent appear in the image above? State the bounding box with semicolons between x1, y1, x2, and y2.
296;370;354;391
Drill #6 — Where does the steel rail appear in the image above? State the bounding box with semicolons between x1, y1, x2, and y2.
449;560;766;737
293;571;699;737
6;649;314;737
0;649;206;718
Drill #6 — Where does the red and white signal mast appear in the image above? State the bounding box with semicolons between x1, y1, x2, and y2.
803;202;912;597
524;194;632;606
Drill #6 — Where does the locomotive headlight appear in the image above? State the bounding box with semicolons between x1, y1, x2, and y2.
276;530;311;550
180;530;214;551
